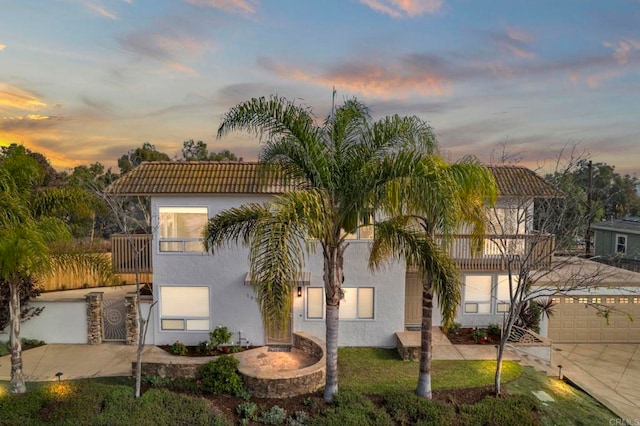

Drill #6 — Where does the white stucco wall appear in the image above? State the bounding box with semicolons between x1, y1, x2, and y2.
151;194;406;347
2;299;88;344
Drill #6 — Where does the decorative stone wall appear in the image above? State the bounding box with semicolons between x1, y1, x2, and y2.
125;293;138;346
241;332;326;398
85;292;103;345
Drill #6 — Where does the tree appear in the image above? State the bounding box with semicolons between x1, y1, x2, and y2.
490;149;625;396
205;96;444;401
118;142;170;175
0;145;115;394
369;157;496;398
182;139;239;162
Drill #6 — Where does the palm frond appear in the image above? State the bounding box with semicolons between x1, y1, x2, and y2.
203;203;271;253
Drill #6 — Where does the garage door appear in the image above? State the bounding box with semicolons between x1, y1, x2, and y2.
548;296;640;343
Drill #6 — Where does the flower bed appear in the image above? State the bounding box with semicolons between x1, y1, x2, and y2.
444;326;501;345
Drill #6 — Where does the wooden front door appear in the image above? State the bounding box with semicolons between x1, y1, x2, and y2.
405;271;422;328
265;300;293;345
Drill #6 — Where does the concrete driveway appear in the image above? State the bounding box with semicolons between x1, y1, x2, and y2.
553;343;640;422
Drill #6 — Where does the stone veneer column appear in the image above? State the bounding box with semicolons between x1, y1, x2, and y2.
125;293;139;346
86;292;103;345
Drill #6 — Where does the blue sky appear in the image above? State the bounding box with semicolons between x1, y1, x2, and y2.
1;0;639;175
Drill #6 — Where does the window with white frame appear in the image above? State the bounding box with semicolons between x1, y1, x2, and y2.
485;207;526;256
339;287;374;319
616;234;627;255
160;286;210;331
464;275;492;314
306;287;324;319
342;210;375;240
158;206;208;252
496;275;512;313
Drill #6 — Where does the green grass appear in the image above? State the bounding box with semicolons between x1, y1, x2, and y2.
507;367;618;426
338;347;522;393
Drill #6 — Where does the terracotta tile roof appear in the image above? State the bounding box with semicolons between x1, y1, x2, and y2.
107;161;296;195
108;161;560;198
488;166;561;197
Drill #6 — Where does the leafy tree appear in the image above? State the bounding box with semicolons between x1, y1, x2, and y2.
0;145;115;394
204;95;459;401
182;140;239;162
370;157;496;398
118;142;170;175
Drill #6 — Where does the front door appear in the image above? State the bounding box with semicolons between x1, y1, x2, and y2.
405;271;422;328
265;299;293;345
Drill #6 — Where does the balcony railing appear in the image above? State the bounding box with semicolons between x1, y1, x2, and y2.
110;233;555;275
111;234;153;274
434;233;555;271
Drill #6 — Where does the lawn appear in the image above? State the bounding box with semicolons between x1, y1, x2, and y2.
338;347;522;393
0;348;618;425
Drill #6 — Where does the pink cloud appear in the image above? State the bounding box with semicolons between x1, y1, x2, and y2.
359;0;443;18
603;39;640;65
260;57;448;98
184;0;258;14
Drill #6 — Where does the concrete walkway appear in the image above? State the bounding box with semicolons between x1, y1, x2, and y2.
553;343;640;422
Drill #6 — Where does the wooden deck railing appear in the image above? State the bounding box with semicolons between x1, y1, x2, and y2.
111;234;153;274
437;233;555;271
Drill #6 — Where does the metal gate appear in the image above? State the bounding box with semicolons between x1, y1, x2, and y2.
103;298;127;342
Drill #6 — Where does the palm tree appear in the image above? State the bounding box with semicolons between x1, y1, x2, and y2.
370;158;496;398
0;146;114;394
205;96;442;401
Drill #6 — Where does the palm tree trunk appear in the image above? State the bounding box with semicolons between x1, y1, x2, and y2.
323;243;343;402
416;277;433;398
9;279;26;394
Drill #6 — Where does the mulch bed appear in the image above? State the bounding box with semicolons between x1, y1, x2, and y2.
444;327;501;345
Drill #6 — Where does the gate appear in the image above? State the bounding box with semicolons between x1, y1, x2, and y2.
103;297;127;342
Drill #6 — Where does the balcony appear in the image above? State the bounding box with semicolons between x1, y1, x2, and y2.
111;234;153;279
440;233;555;271
110;232;555;277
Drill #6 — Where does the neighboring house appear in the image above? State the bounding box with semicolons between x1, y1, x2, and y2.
108;161;570;348
591;217;640;261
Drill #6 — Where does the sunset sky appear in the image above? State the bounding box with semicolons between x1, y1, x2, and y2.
1;0;639;175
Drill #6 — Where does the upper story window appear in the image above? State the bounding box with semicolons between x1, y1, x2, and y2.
342;210;375;240
616;234;627;255
158;206;208;253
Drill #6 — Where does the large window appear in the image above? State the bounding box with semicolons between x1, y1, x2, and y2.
339;287;375;319
160;286;210;331
616;234;627;255
158;206;208;252
464;275;492;314
306;287;324;319
496;275;512;313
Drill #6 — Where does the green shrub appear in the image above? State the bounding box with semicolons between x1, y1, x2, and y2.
196;355;246;397
447;322;461;335
210;325;233;347
287;410;310;425
471;328;488;343
236;401;258;420
383;390;456;425
487;323;501;337
170;340;188;356
259;405;287;425
458;394;538;425
311;391;392;426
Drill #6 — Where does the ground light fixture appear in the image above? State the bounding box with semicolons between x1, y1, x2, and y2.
557;365;563;380
55;372;63;382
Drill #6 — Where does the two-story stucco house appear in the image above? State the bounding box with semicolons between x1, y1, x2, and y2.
108;161;570;348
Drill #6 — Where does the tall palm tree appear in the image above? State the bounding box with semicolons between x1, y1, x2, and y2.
205;96;442;401
370;158;497;398
0;146;114;394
